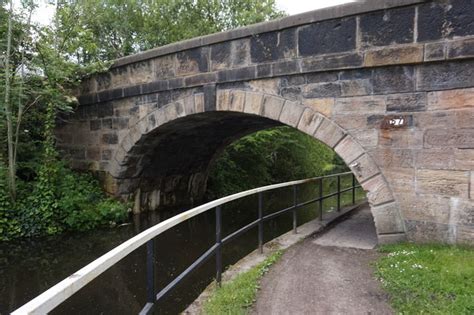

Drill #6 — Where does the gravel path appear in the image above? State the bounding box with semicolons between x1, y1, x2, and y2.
252;206;393;315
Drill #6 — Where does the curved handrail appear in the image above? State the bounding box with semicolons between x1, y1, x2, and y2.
12;171;355;314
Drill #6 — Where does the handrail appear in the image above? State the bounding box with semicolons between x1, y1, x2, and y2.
12;171;360;315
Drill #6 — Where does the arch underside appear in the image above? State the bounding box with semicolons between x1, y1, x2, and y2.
110;90;406;243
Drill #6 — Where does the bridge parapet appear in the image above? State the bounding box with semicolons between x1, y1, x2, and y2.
57;0;474;244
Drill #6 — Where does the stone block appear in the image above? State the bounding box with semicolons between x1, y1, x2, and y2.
302;98;334;118
427;87;474;110
279;101;304;127
397;193;451;225
243;92;263;115
231;39;250;67
305;73;338;84
416;169;469;198
417;0;474;42
194;93;205;113
449;198;474;227
90;120;101;131
417;60;474;91
211;41;232;71
176;47;209;76
112;117;129;130
424;42;446;61
154;55;175;80
101;149;112;161
261;95;285;121
314;118;345;148
182;95;196;115
216;89;231;111
271;60;300;76
228;90;245;112
333;115;367;130
379;129;423;148
217;66;256;82
405;220;450;243
371;201;405;234
297;109;323;136
248;78;279;95
280;86;301;101
456;225;474;245
424;129;474;149
98;102;114;118
383;168;415;194
372;66;415;94
362;174;394;206
349;153;379;183
369;148;414;169
359;6;414;47
415;149;455;170
300;53;363;72
303;82;341;98
257;64;272;77
250;28;296;63
364;45;423;67
128;60;153;85
413;111;455;129
340;79;372;97
95;72;112;91
110;66;130;88
455;109;474;128
454;149;474;170
350;129;379;149
334;95;386;115
377;233;407;244
86;147;101;160
334;136;364;164
102;133;119;145
386;92;426;112
298;17;356;56
447;38;474;59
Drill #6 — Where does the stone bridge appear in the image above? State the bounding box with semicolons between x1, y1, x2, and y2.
56;0;474;244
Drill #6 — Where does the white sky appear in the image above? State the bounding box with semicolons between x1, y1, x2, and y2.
22;0;354;25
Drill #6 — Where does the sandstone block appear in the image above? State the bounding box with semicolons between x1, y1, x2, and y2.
415;149;454;170
243;92;264;115
340;79;372;97
279;101;304;127
362;174;394;206
377;233;407;244
349;153;379;183
261;95;284;120
334;136;364;164
334;95;386;115
314;118;345;148
379;129;423;148
302;98;334;118
427;87;474;110
449;198;474;227
176;47;209;76
424;129;474;149
154;55;175;80
383;168;415;194
417;60;474;91
447;37;474;59
371;201;405;234
364;45;423;67
405;220;450;243
454;149;474;170
397;193;451;225
455;109;474;128
228;90;245;112
386;92;426;112
128;60;153;85
416;169;469;198
424;42;446;61
350;129;378;149
194;93;205;113
297;109;323;136
300;53;363;72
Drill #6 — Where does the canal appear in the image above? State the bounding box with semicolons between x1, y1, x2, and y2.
0;177;364;314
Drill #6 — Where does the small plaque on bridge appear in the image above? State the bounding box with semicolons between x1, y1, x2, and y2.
380;115;412;129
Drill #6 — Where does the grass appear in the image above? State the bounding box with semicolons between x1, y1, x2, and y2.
202;250;283;315
376;243;474;314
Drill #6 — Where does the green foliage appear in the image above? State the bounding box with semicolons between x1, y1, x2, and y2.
207;126;345;198
203;250;283;315
376;243;474;314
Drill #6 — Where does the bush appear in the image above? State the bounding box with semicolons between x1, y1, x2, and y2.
0;161;129;241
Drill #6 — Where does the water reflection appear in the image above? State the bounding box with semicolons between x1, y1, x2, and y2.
0;180;364;314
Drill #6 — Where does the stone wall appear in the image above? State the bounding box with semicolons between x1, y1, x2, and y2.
56;0;474;244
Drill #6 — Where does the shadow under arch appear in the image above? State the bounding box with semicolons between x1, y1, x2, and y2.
108;89;406;243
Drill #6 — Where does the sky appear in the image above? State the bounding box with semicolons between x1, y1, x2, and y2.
21;0;355;25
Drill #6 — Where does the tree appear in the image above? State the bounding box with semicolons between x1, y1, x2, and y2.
54;0;285;63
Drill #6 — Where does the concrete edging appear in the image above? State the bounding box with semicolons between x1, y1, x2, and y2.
184;201;368;314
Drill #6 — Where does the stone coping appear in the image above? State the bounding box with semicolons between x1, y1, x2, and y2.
112;0;424;68
184;201;370;314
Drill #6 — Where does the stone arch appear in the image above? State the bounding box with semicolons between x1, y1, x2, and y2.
109;89;406;243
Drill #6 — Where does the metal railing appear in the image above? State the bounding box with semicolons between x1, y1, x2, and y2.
12;171;362;315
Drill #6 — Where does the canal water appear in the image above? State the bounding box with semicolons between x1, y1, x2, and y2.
0;178;364;314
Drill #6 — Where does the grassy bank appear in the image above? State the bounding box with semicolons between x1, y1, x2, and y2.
203;250;283;315
376;243;474;314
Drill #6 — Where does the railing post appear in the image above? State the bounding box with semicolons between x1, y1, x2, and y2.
352;173;356;205
293;185;297;234
319;178;323;221
215;206;222;287
258;192;264;254
337;175;341;212
146;239;155;305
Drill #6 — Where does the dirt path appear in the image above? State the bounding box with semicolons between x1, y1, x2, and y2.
252;206;393;315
